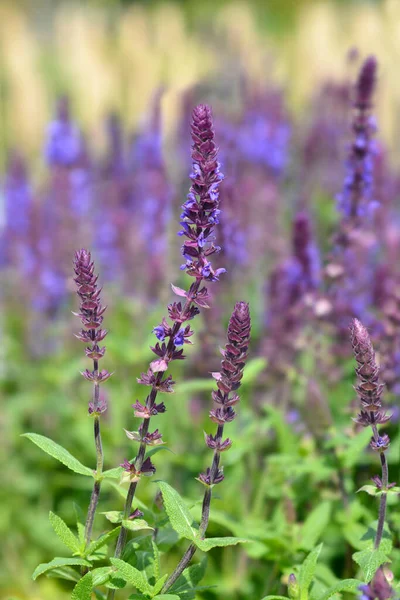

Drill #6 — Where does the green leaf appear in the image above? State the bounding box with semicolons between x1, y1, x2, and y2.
260;597;289;600
169;557;208;598
357;485;378;496
157;481;196;541
85;527;121;557
45;566;80;582
49;511;81;554
110;558;151;594
32;557;92;580
319;579;364;600
153;596;180;599
122;519;154;532
353;547;390;581
298;544;322;599
194;536;247;552
71;572;93;600
146;446;174;459
74;503;86;547
102;466;124;480
152;574;168;596
90;567;113;586
102;511;124;523
300;502;331;551
152;541;161;581
22;433;94;477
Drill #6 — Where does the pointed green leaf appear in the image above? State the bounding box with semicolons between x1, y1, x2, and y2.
85;527;121;557
102;511;124;523
357;485;378;496
49;511;81;554
74;503;86;548
71;572;93;600
46;566;80;582
152;541;161;581
300;502;331;550
153;596;180;599
194;536;247;552
353;547;390;582
22;433;94;477
102;466;124;480
157;481;196;541
110;558;151;594
90;567;113;586
152;574;168;596
319;579;364;600
32;557;92;580
122;519;154;532
298;544;322;599
260;596;289;600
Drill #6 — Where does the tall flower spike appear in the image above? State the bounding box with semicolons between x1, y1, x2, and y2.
337;56;378;220
73;249;109;548
350;319;392;551
107;106;225;593
161;303;251;594
74;249;110;415
201;301;251;483
179;104;225;282
350;319;389;428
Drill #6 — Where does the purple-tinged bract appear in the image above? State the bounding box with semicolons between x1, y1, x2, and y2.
73;249;110;414
199;301;251;485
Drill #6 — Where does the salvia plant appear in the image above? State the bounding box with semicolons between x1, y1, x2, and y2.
4;48;400;600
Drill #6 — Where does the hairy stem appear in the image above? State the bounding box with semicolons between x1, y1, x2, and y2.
84;358;104;546
371;423;389;549
161;424;224;593
375;451;388;549
84;414;103;545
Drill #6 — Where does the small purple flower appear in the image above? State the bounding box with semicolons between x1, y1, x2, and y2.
174;329;185;346
153;325;166;341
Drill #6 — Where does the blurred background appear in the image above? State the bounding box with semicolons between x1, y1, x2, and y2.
2;0;400;599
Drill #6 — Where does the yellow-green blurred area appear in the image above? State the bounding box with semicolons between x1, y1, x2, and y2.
2;0;400;167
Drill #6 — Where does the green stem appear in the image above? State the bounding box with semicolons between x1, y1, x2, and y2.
161;425;224;593
84;414;103;546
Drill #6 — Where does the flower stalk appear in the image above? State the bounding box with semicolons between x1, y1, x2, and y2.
107;104;224;598
73;249;110;546
350;318;393;549
162;302;251;593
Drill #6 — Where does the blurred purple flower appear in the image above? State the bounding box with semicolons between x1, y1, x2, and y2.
44;96;83;168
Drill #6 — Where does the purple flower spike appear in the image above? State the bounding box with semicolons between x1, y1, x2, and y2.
350;319;388;427
337;56;378;220
179;105;224;283
350;318;391;551
199;302;251;486
73;249;110;414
